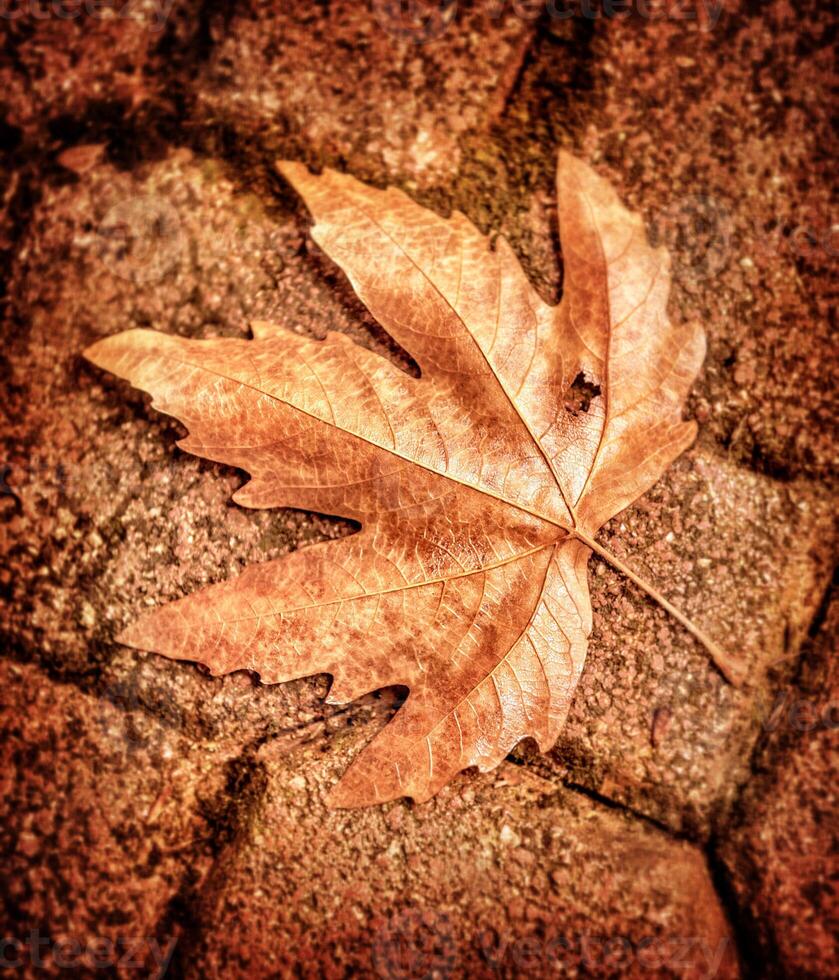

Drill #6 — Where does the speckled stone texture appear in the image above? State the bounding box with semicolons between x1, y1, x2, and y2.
182;737;738;979
0;1;835;977
716;594;838;975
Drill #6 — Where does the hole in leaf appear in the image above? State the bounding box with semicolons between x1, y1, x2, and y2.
565;371;602;415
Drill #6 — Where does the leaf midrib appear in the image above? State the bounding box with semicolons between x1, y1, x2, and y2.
339;195;580;524
155;350;574;538
171;541;556;626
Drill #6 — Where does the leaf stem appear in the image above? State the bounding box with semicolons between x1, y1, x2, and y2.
571;528;744;687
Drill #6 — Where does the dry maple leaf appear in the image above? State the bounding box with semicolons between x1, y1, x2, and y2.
85;152;740;807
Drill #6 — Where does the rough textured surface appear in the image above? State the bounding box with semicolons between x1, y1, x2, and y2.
575;2;837;483
0;0;836;975
716;593;838;977
0;658;215;974
4;149;832;835
536;451;832;836
196;0;534;186
180;731;739;978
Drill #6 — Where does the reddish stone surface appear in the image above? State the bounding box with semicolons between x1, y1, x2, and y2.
582;2;837;482
3;149;831;840
194;0;535;185
0;1;204;141
0;1;835;976
184;735;739;978
0;658;218;974
717;595;838;975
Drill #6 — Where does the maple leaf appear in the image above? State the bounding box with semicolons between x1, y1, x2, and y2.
85;152;740;807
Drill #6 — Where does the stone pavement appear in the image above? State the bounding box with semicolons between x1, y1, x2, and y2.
0;2;835;976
